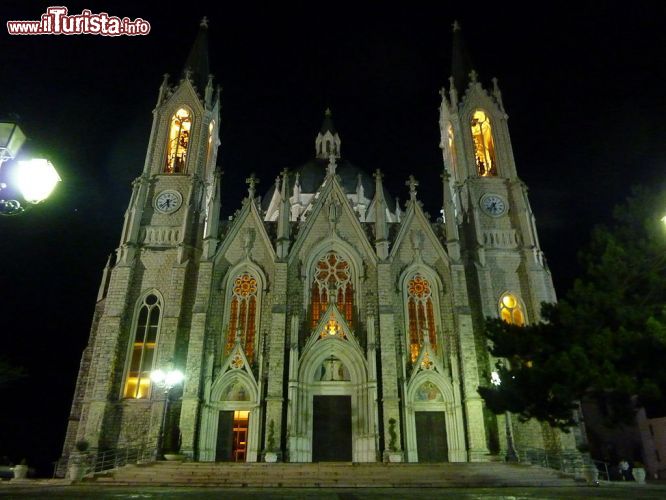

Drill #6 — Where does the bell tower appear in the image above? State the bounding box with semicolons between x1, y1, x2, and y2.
60;19;222;462
439;21;564;454
117;16;221;266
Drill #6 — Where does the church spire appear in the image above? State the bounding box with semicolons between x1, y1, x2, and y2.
372;169;389;260
183;17;210;93
450;20;476;94
315;108;342;160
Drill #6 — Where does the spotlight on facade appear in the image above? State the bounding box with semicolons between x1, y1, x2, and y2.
491;371;502;386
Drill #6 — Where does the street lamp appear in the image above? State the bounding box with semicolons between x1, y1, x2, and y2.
490;367;518;462
150;368;185;459
0;118;61;215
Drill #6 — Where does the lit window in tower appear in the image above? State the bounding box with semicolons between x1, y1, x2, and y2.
406;274;437;362
310;252;354;327
447;123;458;175
123;294;161;399
499;293;525;326
470;110;497;177
226;273;258;361
165;108;192;173
207;120;215;167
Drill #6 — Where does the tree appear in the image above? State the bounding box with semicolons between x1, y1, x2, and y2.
479;185;666;430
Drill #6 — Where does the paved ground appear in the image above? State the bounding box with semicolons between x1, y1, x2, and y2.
2;484;666;499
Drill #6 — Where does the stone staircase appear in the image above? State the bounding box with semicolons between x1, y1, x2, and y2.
85;461;578;488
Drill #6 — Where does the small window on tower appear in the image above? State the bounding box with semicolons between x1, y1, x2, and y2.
165;108;192;173
206;120;215;168
499;293;525;326
471;110;497;177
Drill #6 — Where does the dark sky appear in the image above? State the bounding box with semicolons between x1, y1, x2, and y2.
0;1;664;474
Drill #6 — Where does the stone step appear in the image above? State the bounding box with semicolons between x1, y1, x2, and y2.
85;461;576;488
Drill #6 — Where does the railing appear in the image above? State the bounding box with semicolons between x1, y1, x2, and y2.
517;446;613;482
53;443;155;479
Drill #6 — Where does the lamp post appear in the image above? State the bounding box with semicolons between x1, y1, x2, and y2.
490;368;519;462
0;118;61;215
150;368;185;460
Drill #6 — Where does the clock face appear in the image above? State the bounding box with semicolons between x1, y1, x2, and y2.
155;190;182;214
480;194;507;217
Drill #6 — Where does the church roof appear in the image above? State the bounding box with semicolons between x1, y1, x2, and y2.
261;158;397;213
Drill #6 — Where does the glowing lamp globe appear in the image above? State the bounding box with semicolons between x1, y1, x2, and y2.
165;369;184;386
150;369;166;384
13;159;61;203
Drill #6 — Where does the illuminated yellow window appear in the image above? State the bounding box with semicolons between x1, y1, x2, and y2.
225;273;258;362
471;110;497;177
499;293;525;326
165;108;192;173
406;274;438;362
124;294;161;399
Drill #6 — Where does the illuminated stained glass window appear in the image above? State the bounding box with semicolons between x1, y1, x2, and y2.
165;108;192;173
407;274;437;362
499;293;525;326
124;294;161;399
226;273;258;362
471;110;497;177
310;252;353;327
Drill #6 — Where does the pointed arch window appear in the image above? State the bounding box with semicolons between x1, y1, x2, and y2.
165;108;192;173
446;123;458;175
123;294;161;399
310;252;354;327
206;120;215;168
499;293;525;326
406;274;437;362
471;110;497;177
225;273;259;362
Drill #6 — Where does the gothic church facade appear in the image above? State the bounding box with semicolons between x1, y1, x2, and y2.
61;20;576;465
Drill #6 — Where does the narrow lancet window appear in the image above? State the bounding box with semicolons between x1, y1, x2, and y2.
471;110;497;177
226;273;258;362
310;252;354;327
165;108;192;173
407;274;437;362
499;293;525;326
447;123;458;175
124;294;161;399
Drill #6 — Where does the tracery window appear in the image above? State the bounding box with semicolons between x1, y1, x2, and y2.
407;274;437;362
123;294;161;399
471;110;497;177
226;273;258;361
310;252;353;327
499;293;525;326
165;108;192;173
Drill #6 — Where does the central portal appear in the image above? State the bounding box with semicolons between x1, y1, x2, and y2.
312;395;352;461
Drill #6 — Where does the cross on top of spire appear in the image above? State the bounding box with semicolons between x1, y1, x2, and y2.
452;20;461;32
245;173;260;199
373;169;384;182
406;175;419;201
200;16;209;28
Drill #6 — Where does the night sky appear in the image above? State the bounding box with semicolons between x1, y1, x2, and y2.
0;1;664;475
